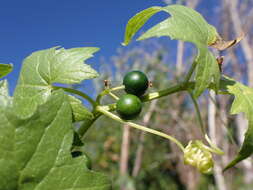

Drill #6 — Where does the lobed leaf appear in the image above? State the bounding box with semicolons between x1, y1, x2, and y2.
220;77;253;171
123;5;218;46
137;5;217;45
0;90;111;190
123;5;220;97
0;63;13;78
13;46;99;118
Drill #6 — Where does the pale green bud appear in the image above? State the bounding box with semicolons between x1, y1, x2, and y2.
183;140;214;174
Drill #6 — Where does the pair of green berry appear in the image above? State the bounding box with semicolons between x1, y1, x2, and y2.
116;71;149;120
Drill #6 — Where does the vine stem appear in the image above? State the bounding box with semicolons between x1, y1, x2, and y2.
96;106;185;152
147;54;200;96
108;92;119;100
189;91;206;134
141;82;192;102
103;82;195;112
52;85;97;107
183;60;198;83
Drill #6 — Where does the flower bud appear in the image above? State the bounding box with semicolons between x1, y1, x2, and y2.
183;140;214;174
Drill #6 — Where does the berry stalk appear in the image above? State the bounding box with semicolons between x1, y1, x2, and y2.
96;105;185;151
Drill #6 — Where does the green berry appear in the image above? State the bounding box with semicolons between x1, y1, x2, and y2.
123;70;149;96
116;94;142;120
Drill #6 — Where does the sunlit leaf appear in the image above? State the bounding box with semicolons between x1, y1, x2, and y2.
13;46;99;118
137;6;217;45
122;6;162;46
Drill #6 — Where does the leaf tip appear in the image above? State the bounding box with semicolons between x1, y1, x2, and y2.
92;47;100;53
223;156;243;172
223;163;233;173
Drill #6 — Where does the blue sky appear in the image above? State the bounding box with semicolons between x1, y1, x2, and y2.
0;0;218;94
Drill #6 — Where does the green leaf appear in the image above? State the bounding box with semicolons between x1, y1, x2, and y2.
123;5;217;46
123;5;220;97
194;46;220;97
0;90;111;189
13;46;99;118
68;95;94;122
0;80;11;107
122;6;162;46
137;5;217;45
0;63;13;78
221;77;253;171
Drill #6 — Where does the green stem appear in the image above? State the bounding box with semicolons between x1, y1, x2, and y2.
141;82;195;102
183;60;198;83
110;85;125;91
52;85;97;107
96;85;125;103
100;104;117;111
78;113;102;138
189;91;206;134
96;106;185;152
108;92;119;100
102;82;195;112
204;134;224;155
